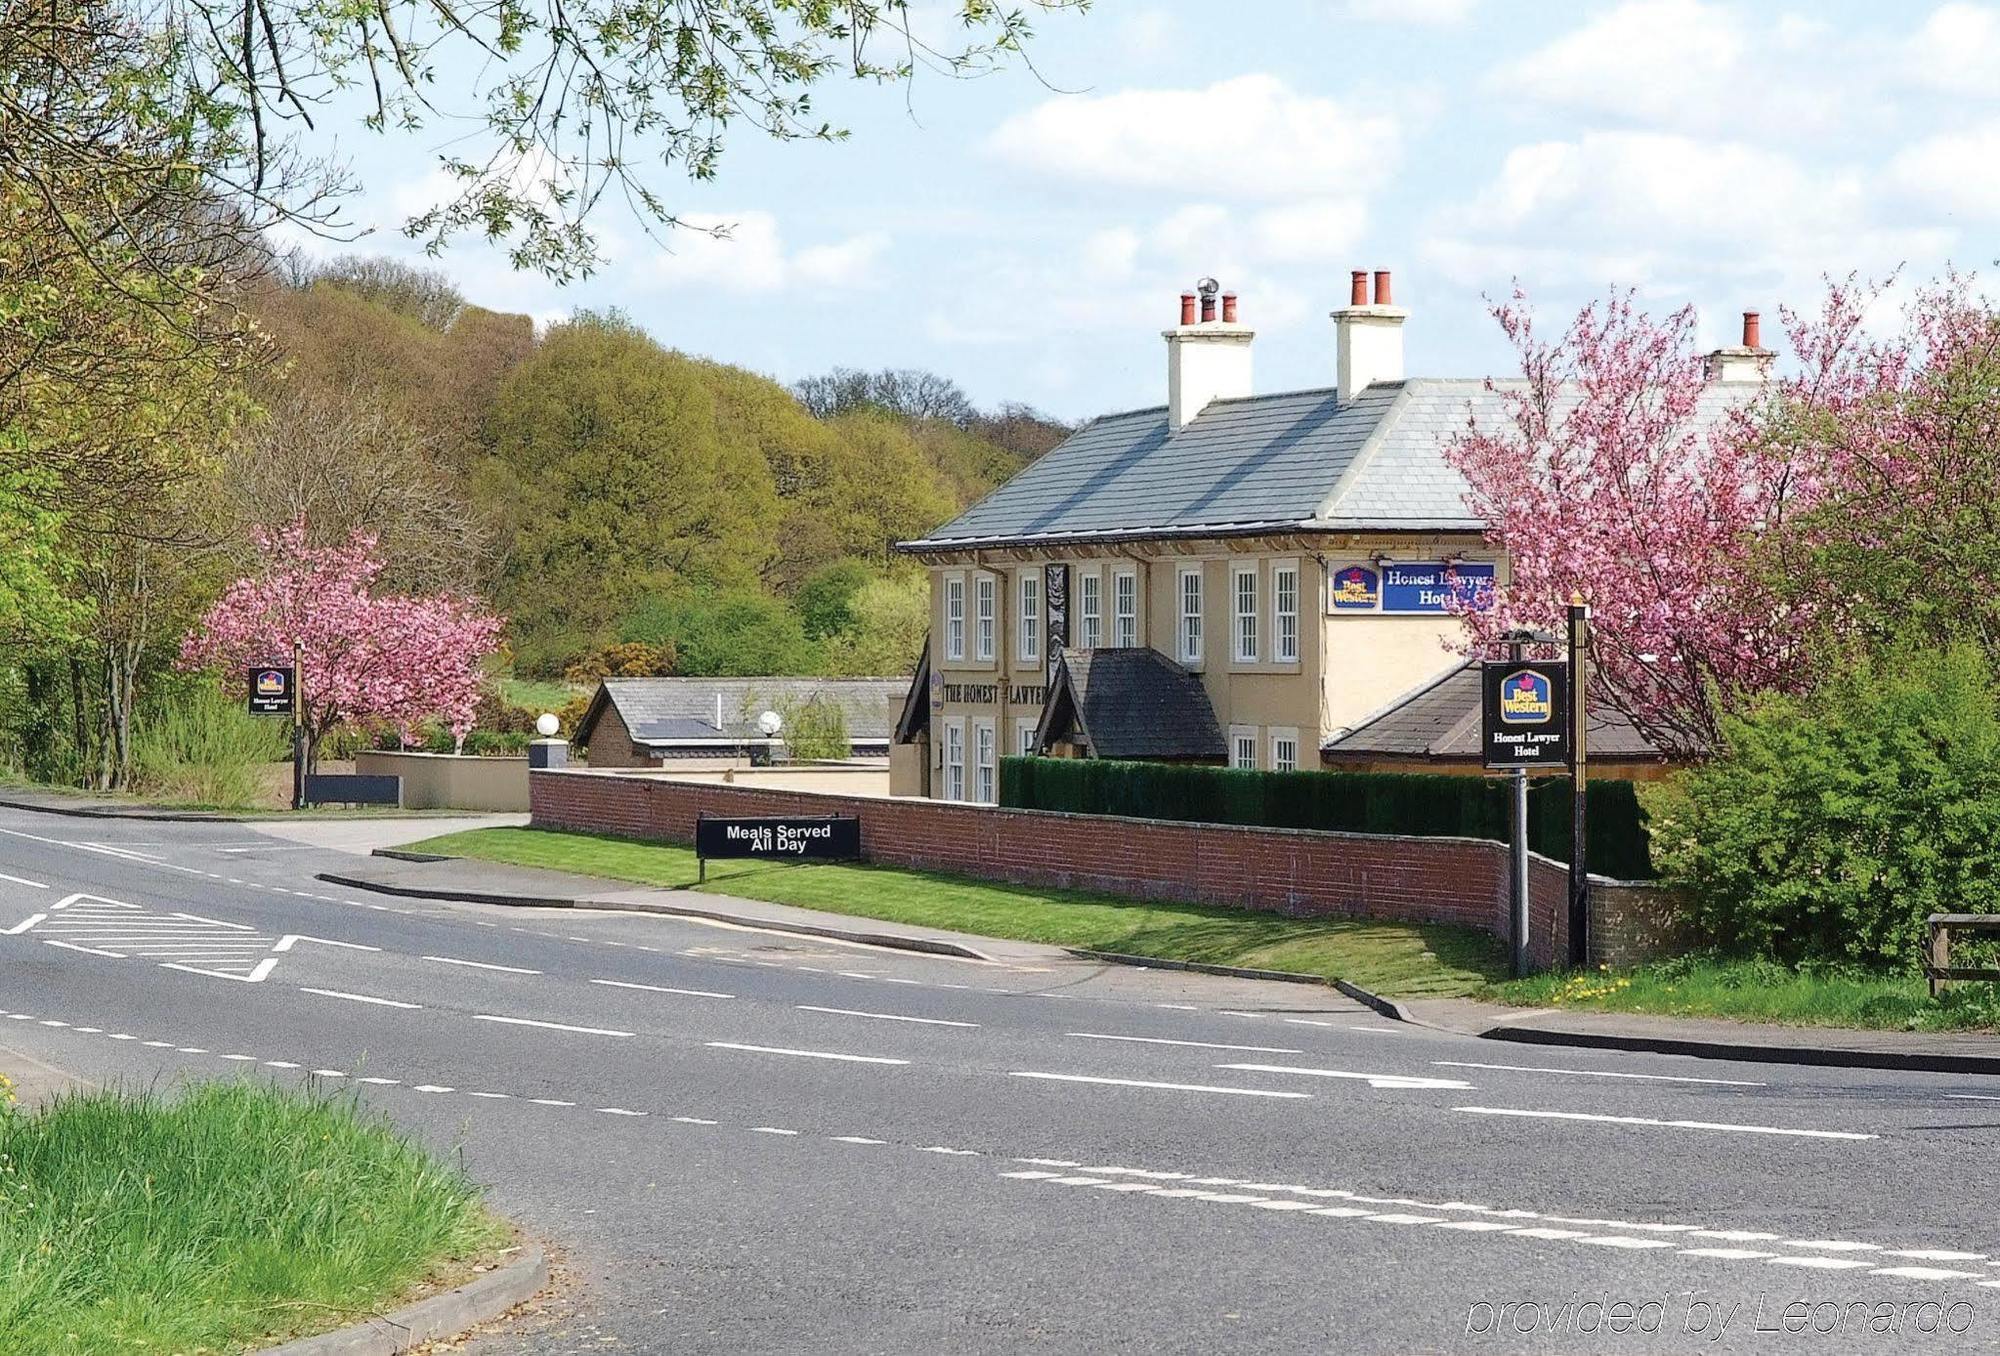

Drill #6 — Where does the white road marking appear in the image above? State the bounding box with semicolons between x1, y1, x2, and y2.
1781;1239;1879;1251
264;1061;300;1069
358;1077;401;1085
1220;1063;1472;1090
834;1136;886;1145
1452;1106;1876;1140
274;934;380;953
1767;1256;1874;1271
1872;1266;1986;1281
673;1116;718;1125
468;1091;512;1100
313;1070;347;1078
798;1005;979;1028
301;988;424;1010
414;1085;456;1094
752;1126;799;1136
423;955;541;974
1946;1093;2000;1102
45;940;126;958
0;871;47;889
1008;1072;1310;1099
473;1015;634;1038
1433;1061;1766;1087
589;979;734;999
706;1041;909;1066
1576;1236;1678;1250
1681;1247;1778;1260
598;1107;648;1116
529;1098;576;1107
161;959;278;983
1886;1249;1987;1261
1067;1033;1301;1054
169;911;257;930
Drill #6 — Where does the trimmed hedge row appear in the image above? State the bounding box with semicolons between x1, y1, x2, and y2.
999;756;1655;880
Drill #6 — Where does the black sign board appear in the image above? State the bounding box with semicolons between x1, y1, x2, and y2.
1481;661;1570;770
695;815;861;869
1044;562;1069;683
248;665;294;716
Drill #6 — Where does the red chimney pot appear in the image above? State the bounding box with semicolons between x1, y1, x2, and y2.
1373;270;1392;306
1200;292;1217;323
1221;292;1238;323
1742;310;1761;349
1349;270;1368;307
1179;292;1197;326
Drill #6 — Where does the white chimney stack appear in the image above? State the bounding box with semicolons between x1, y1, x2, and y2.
1331;268;1407;403
1163;279;1253;431
1705;309;1775;384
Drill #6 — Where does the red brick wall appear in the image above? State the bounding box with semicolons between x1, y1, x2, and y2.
532;769;1582;967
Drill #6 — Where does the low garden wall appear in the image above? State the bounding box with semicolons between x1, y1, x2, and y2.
355;750;528;812
530;769;1689;970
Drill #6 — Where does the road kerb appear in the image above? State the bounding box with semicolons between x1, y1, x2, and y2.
260;1243;548;1355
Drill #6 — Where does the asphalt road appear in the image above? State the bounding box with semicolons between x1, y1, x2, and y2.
3;806;1998;1354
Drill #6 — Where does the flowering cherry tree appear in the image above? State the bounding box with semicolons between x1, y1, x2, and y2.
180;520;504;767
1446;289;1805;755
1449;272;2000;756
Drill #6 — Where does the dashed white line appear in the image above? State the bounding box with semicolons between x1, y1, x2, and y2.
473;1015;633;1038
0;871;47;889
529;1098;576;1107
1453;1106;1876;1140
798;1005;979;1028
1068;1032;1301;1054
1220;1063;1471;1090
706;1041;910;1065
834;1136;886;1145
589;979;734;1000
1008;1072;1311;1099
301;987;424;1010
1434;1060;1766;1087
752;1126;799;1136
423;955;542;975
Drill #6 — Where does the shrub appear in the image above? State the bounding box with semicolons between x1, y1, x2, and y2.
561;640;677;684
1662;643;2000;968
999;756;1655;877
129;685;288;807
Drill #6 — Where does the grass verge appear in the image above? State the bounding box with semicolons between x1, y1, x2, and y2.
0;1080;509;1355
406;825;1508;998
1492;957;2000;1033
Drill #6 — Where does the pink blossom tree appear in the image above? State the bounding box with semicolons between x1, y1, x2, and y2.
180;520;505;768
1450;272;2000;756
1445;288;1812;756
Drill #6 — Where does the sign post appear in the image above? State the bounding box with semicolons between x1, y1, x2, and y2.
291;638;307;811
1483;639;1567;976
1567;597;1592;969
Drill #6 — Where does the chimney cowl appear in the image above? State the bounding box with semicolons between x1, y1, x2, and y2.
1742;310;1761;349
1349;270;1368;307
1179;291;1197;326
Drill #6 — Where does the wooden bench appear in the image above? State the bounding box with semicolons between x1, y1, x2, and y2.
1923;914;2000;997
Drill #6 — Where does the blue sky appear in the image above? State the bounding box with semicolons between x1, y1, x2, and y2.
284;0;2000;421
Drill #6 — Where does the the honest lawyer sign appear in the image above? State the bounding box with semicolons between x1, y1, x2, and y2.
1481;661;1570;770
695;815;861;863
1382;562;1495;614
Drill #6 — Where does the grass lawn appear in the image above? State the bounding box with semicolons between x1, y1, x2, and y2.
0;1081;510;1355
499;676;587;711
408;826;1509;998
1493;958;2000;1033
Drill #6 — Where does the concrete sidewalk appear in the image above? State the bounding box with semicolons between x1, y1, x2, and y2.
320;854;1066;967
1403;995;2000;1075
0;786;235;821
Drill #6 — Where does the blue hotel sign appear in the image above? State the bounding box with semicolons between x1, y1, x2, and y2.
1381;562;1495;614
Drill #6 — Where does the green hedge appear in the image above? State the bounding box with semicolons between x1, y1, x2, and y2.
1000;757;1655;880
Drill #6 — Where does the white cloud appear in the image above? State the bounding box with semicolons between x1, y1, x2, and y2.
1117;8;1185;60
1487;0;1845;137
1422;131;1951;300
1336;0;1477;25
1893;120;2000;219
1900;2;2000;96
986;74;1400;200
650;213;889;294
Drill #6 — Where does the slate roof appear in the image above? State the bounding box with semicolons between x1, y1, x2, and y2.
901;379;1753;550
1039;649;1225;760
578;677;903;748
1320;660;1669;763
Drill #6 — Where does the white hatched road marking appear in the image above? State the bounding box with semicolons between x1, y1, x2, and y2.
5;892;372;983
424;955;541;975
1453;1106;1877;1141
301;988;423;1010
590;978;735;1000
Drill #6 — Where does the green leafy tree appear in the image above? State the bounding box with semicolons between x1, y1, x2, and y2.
1660;642;2000;968
824;571;930;676
619;585;819;677
794;560;875;641
481;313;780;667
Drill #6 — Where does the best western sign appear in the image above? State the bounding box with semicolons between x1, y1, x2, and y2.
1480;661;1570;769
